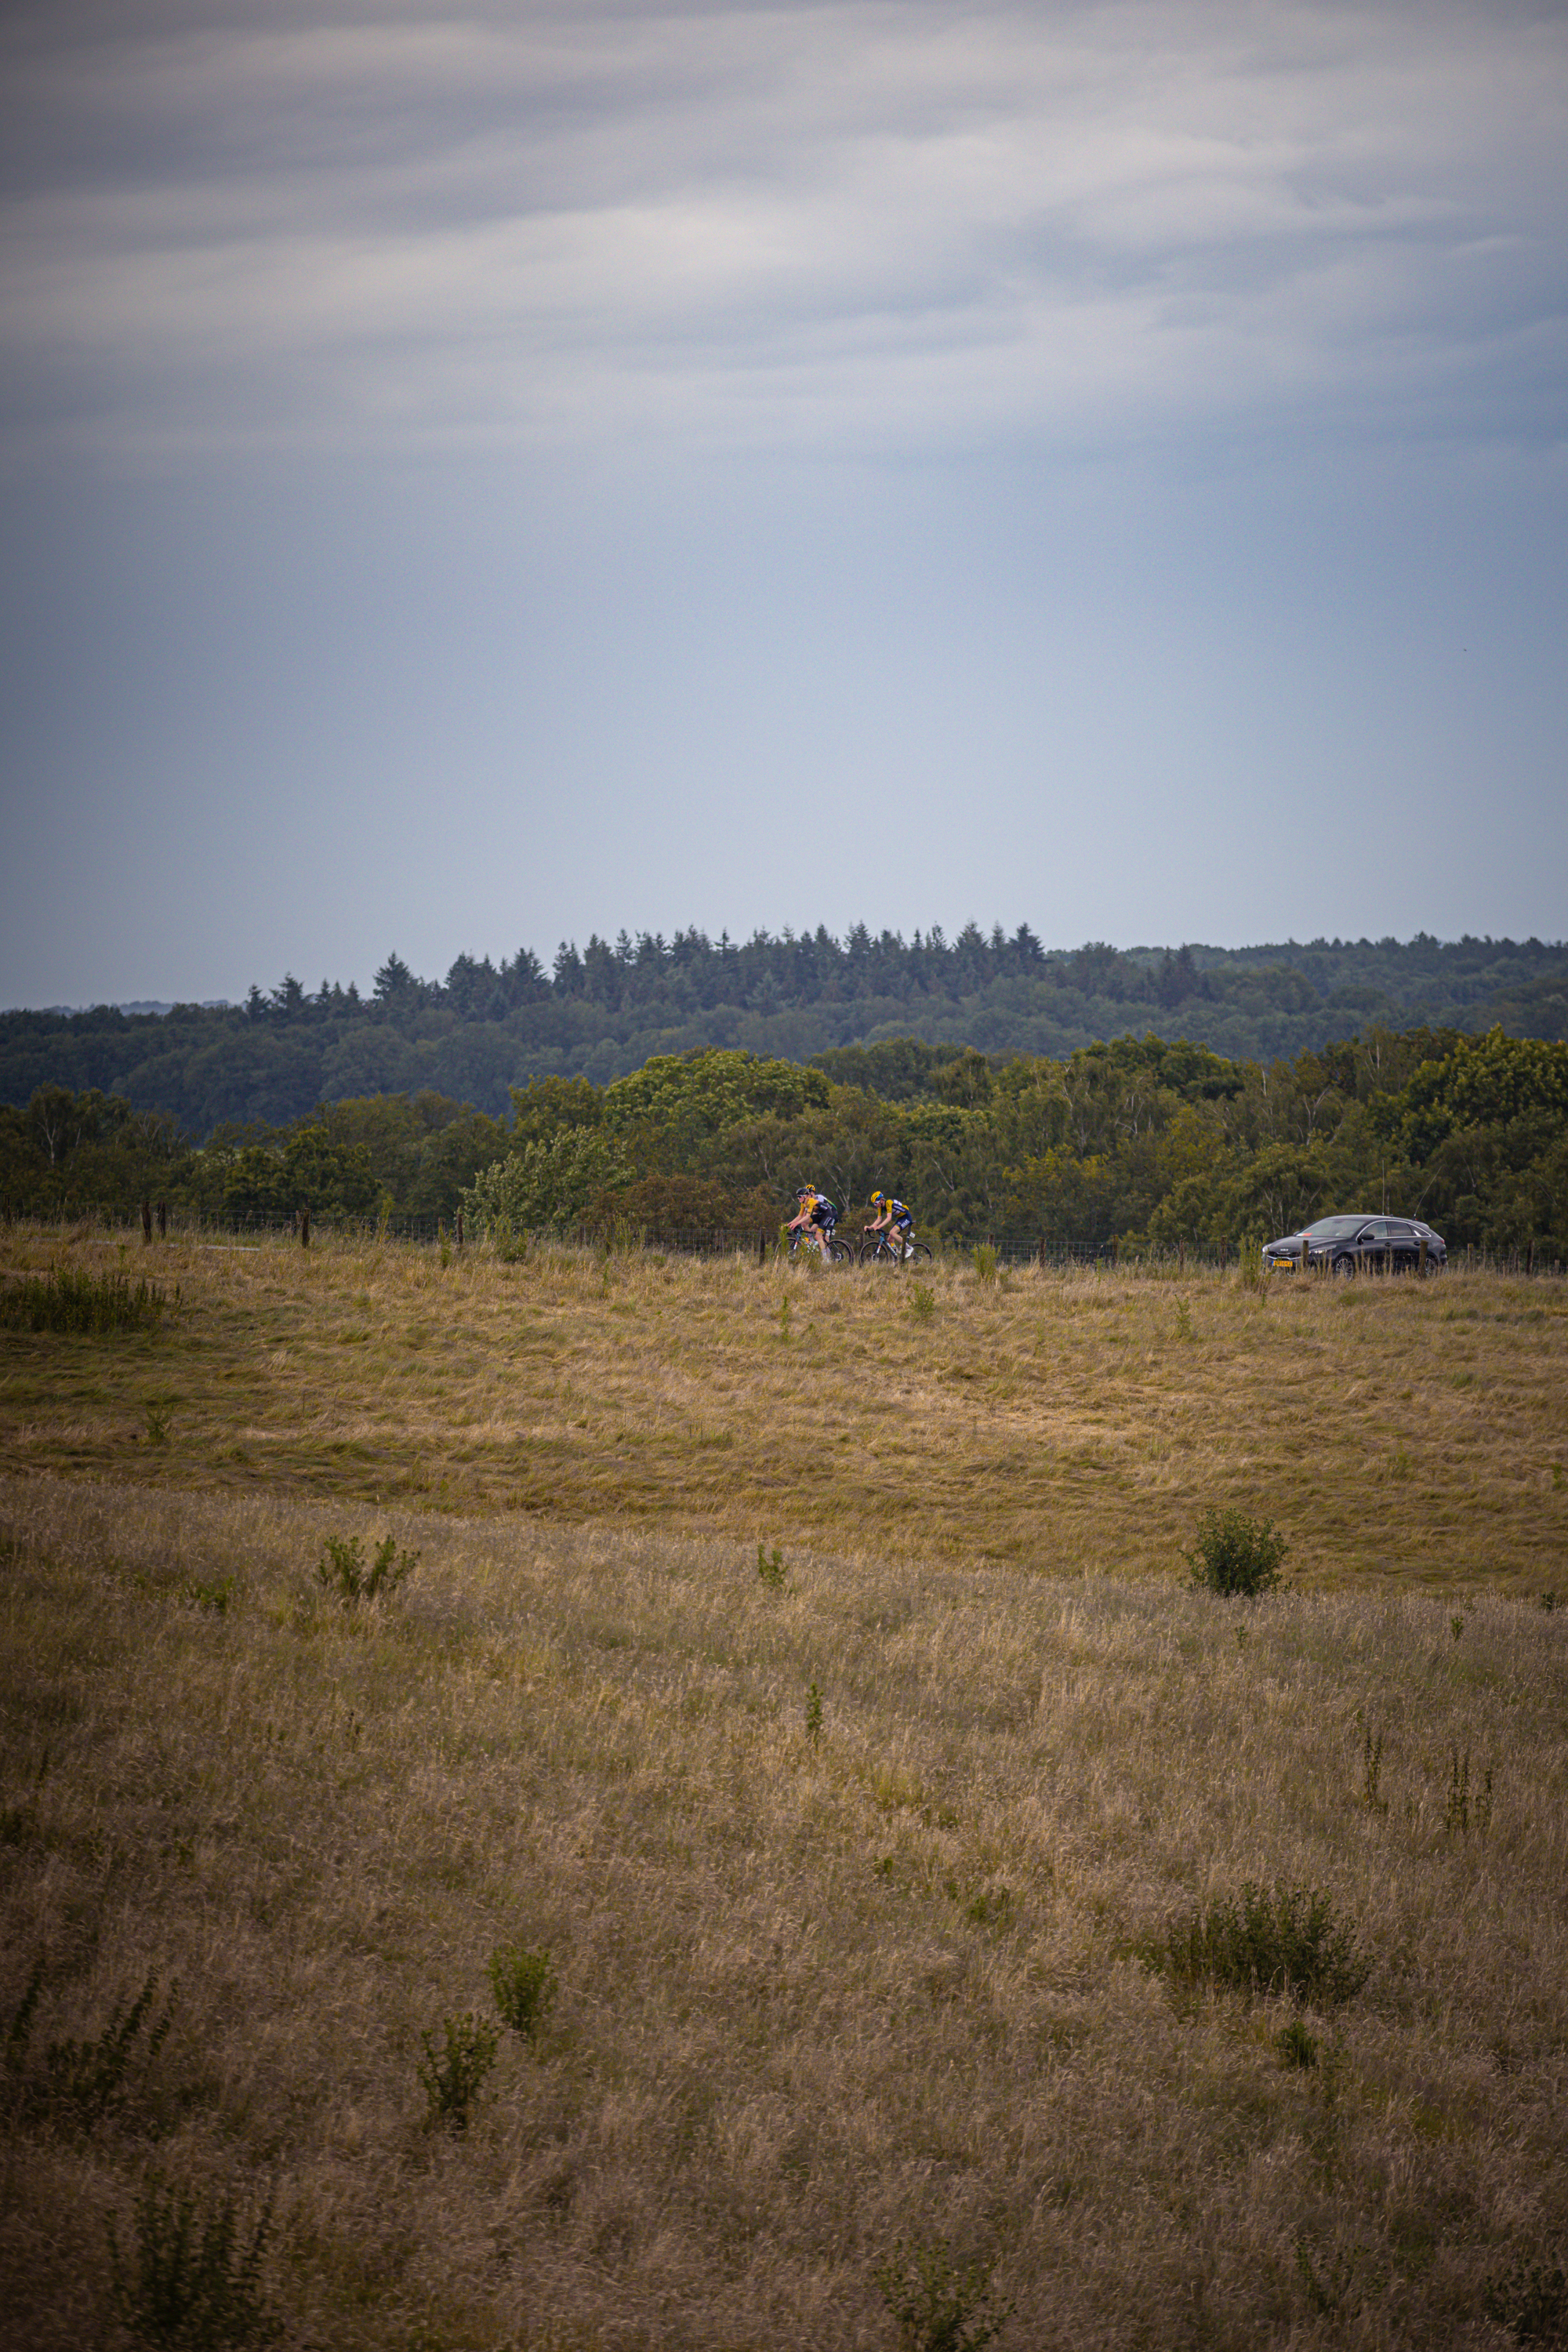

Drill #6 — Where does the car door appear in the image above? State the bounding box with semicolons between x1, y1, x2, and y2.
1386;1219;1421;1273
1352;1220;1384;1269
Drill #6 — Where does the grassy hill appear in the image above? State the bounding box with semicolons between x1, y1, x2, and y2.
3;1228;1566;2349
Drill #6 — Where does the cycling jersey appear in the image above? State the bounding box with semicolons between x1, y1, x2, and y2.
808;1192;837;1229
883;1196;913;1230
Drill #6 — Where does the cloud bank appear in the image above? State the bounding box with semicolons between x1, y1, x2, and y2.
4;0;1565;470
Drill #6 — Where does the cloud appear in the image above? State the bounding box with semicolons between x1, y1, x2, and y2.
1;0;1564;470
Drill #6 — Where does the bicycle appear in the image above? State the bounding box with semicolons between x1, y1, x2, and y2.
786;1229;855;1266
858;1231;933;1266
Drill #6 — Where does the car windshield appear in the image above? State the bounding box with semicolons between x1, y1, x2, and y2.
1302;1216;1373;1240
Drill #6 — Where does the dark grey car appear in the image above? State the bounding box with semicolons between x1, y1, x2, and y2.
1263;1214;1446;1278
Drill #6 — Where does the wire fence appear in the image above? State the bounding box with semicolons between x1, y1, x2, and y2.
2;1200;1563;1280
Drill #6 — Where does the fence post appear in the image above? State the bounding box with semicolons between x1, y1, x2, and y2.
156;1199;167;1237
1037;1233;1047;1270
141;1200;152;1244
1219;1236;1228;1275
1178;1240;1185;1276
300;1204;310;1249
758;1231;767;1267
456;1210;464;1253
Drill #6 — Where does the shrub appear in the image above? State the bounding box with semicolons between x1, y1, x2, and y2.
873;2240;1012;2352
1185;1506;1287;1597
756;1543;786;1591
0;1265;169;1334
971;1244;998;1284
909;1282;935;1321
1275;2019;1319;2069
107;2175;278;2348
315;1533;419;1605
1485;2253;1567;2346
417;2013;499;2131
1155;1882;1369;2008
488;1944;557;2040
6;1960;175;2129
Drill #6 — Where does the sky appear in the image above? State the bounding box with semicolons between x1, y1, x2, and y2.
2;0;1565;1007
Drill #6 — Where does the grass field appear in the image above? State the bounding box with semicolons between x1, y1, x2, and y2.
2;1229;1566;2350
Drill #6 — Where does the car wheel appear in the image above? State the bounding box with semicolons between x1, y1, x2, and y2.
1331;1254;1356;1279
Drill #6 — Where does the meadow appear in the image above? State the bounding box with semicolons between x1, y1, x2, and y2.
2;1228;1566;2350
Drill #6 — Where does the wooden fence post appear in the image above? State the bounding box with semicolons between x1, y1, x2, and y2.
456;1210;464;1253
300;1204;310;1249
156;1200;167;1237
141;1200;152;1244
758;1231;767;1267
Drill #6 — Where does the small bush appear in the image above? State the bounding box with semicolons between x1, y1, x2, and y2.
805;1682;824;1744
971;1244;997;1284
1485;2252;1567;2345
909;1282;935;1321
107;2174;278;2348
1276;2019;1319;2069
0;1265;169;1334
6;1960;175;2129
1154;1881;1370;2008
488;1944;557;2040
417;2012;499;2131
315;1533;419;1605
873;2239;1012;2352
756;1543;786;1590
1185;1506;1287;1597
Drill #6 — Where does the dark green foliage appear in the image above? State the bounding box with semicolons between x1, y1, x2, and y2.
6;1960;175;2128
873;2240;1013;2352
1276;2019;1319;2068
805;1683;823;1744
0;1264;168;1334
488;1944;557;2039
315;1533;419;1605
756;1543;786;1590
417;2013;499;2131
107;2175;278;2347
1485;2254;1568;2345
1185;1507;1287;1597
1155;1882;1370;2008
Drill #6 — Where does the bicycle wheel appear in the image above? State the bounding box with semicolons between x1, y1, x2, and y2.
826;1236;855;1265
904;1240;933;1265
858;1235;897;1265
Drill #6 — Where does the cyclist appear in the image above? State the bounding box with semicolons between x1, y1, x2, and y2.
864;1189;916;1258
786;1185;839;1261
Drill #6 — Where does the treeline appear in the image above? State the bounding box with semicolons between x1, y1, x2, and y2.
4;928;1565;1134
6;1025;1566;1259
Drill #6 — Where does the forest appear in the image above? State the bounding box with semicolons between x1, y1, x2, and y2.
5;1024;1566;1260
3;927;1566;1133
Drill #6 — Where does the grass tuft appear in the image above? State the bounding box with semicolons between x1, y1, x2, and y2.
2;1263;169;1334
1153;1881;1370;2008
488;1944;557;2041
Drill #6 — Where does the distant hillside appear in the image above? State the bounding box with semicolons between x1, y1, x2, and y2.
3;926;1565;1133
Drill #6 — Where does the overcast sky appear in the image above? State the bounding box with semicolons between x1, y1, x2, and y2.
2;0;1564;1007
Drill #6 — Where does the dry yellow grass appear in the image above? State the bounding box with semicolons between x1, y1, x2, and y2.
2;1231;1566;2349
2;1226;1565;1592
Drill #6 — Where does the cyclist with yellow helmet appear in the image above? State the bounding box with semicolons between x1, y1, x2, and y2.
864;1189;916;1258
786;1185;839;1261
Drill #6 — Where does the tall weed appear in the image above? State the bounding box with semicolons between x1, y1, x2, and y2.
107;2175;278;2348
1153;1882;1369;2008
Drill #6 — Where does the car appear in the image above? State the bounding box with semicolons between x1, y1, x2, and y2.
1262;1214;1446;1278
